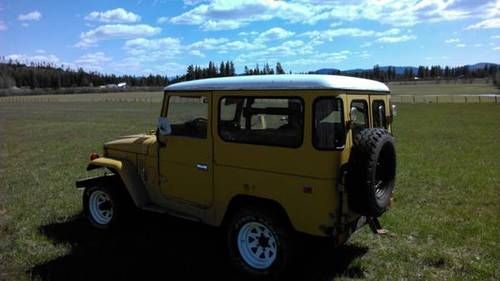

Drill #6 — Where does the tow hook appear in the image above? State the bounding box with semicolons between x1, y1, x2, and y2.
367;217;388;235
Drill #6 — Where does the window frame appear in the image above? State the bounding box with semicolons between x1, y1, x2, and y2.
217;95;305;148
165;94;209;139
312;96;346;151
350;99;369;135
372;99;387;129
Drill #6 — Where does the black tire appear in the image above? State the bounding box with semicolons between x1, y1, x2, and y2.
83;184;131;229
347;128;396;217
226;206;294;280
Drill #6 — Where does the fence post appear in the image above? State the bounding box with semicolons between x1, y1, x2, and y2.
465;96;467;104
479;96;481;104
495;96;498;104
413;96;416;104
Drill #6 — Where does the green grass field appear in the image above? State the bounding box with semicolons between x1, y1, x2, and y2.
389;80;499;96
0;98;499;280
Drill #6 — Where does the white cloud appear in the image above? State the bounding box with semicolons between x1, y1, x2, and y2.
190;50;205;57
376;34;417;43
223;40;263;50
0;20;7;31
188;37;229;50
85;8;141;23
445;38;460;43
493;46;500;50
255;27;295;43
456;43;466;47
157;16;169;24
75;52;112;65
112;58;185;77
5;53;59;64
76;24;161;48
329;21;342;28
285;50;351;67
170;0;315;30
124;37;183;58
491;35;500;39
473;43;483;47
302;27;402;43
170;0;481;30
183;0;208;5
238;31;258;36
467;18;500;29
18;11;42;21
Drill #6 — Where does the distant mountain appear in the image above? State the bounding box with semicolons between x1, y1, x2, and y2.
310;68;341;74
311;63;498;75
469;62;499;71
380;66;418;75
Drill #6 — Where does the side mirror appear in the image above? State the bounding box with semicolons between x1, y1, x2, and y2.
350;106;359;123
157;117;172;136
391;104;397;116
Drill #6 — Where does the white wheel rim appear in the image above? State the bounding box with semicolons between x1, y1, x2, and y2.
237;222;278;270
89;190;113;225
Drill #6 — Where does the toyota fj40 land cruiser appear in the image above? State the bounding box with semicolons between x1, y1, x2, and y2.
76;74;396;278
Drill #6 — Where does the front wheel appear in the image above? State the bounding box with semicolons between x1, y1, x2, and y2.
226;206;294;279
83;185;128;229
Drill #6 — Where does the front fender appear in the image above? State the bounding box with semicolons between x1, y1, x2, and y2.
84;157;150;208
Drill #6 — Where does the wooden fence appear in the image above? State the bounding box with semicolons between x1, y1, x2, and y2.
0;94;499;104
391;94;499;104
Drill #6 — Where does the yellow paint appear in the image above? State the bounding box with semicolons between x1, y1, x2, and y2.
86;89;393;237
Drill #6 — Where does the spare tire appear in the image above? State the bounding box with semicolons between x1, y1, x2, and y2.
347;128;396;217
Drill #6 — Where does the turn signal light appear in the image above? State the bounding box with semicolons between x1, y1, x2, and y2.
90;152;99;161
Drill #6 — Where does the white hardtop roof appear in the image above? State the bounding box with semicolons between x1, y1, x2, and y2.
165;74;390;93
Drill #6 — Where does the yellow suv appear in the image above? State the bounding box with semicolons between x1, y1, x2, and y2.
76;74;396;278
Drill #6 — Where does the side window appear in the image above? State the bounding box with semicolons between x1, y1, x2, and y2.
351;100;368;136
219;97;304;148
167;95;208;139
313;97;345;150
372;100;387;128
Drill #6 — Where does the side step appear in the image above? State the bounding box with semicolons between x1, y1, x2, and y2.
142;204;168;214
141;204;201;222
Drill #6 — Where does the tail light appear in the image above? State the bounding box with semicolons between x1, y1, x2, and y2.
90;152;99;161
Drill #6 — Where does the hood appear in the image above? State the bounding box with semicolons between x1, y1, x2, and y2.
104;134;156;155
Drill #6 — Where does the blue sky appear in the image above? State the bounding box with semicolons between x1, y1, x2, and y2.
0;0;499;77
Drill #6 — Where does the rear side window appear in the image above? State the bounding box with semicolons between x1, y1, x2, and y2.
351;100;368;137
167;95;208;139
372;100;387;128
313;97;345;150
219;97;304;148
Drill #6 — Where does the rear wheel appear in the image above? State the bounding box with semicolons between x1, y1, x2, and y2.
226;206;294;279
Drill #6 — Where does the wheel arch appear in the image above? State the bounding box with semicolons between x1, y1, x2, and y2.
220;194;294;231
80;157;151;208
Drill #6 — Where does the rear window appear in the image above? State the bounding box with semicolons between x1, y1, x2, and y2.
372;100;387;128
219;97;304;148
313;97;345;150
350;100;368;137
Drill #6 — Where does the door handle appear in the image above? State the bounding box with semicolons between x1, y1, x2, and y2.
196;163;208;171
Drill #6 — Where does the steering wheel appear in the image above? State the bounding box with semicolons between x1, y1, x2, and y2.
185;117;208;133
191;117;208;124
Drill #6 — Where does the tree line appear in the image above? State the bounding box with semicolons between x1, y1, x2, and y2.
170;61;287;82
348;64;499;82
1;57;498;90
0;59;168;89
